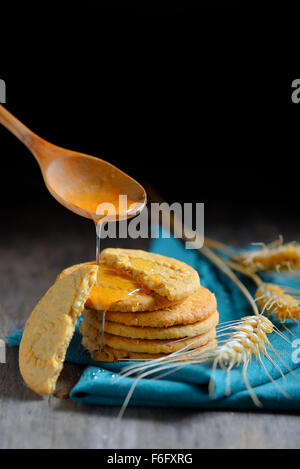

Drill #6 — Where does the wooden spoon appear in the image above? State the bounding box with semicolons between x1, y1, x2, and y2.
0;105;146;222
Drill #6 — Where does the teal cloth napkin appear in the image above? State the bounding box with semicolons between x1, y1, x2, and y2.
8;235;300;409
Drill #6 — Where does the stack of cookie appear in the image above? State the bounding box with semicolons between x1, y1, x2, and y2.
80;249;219;361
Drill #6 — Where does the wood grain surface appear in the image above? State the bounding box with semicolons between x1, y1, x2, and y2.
1;207;299;449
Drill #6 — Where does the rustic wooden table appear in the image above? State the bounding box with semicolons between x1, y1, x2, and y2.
1;205;299;449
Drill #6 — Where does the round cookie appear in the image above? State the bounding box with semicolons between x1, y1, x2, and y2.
79;320;216;354
19;264;97;395
97;287;217;327
82;337;217;362
83;308;219;340
100;248;200;302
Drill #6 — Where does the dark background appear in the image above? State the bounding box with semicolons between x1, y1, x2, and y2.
2;7;300;451
1;5;299;245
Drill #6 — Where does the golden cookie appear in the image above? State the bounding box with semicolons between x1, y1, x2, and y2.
83;308;219;340
58;261;179;312
100;248;200;302
82;337;217;362
79;320;216;354
99;287;217;327
19;264;97;395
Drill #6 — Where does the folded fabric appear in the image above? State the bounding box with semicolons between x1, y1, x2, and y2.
8;235;300;410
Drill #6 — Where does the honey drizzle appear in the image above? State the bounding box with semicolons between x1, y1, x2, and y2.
100;310;106;352
92;220;153;353
95;220;106;351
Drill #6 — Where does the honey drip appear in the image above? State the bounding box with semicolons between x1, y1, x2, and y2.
95;221;105;351
92;221;151;351
93;221;151;352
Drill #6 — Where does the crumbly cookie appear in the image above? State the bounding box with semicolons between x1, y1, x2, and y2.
19;264;97;395
100;248;200;302
97;287;217;327
79;321;216;354
82;337;217;362
58;261;179;312
83;308;219;340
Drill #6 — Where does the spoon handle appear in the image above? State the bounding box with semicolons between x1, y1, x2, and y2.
0;104;42;152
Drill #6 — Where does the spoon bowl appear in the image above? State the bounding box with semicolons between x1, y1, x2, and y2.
0;105;146;222
45;151;146;221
